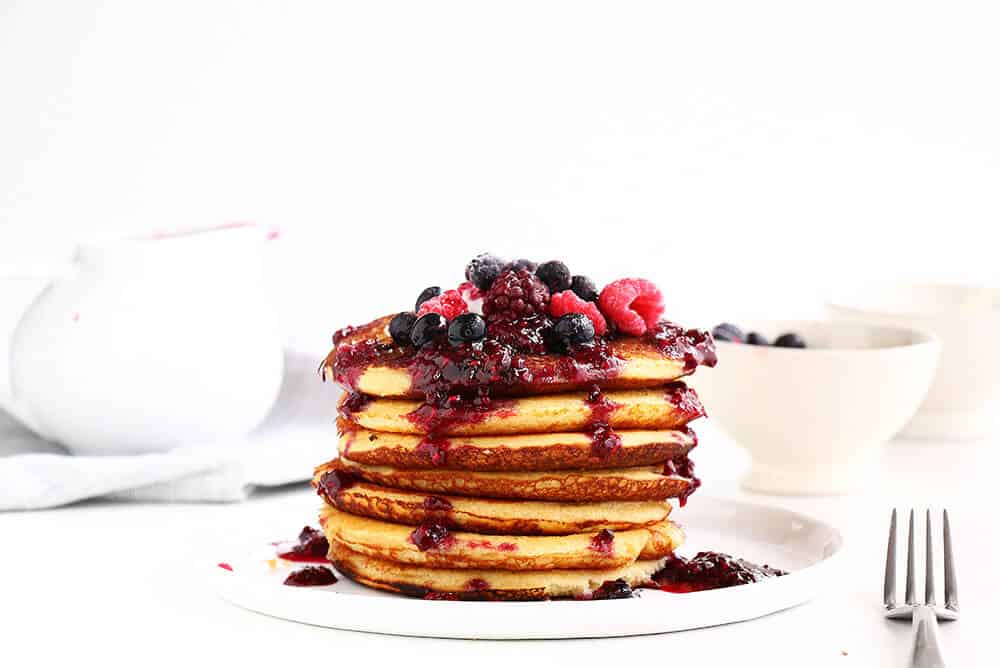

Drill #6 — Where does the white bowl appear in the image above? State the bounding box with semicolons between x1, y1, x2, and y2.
689;320;939;495
827;283;1000;440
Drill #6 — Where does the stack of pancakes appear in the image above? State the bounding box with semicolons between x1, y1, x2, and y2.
314;315;714;600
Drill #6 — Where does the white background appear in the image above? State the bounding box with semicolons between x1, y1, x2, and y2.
2;1;998;665
3;0;1000;355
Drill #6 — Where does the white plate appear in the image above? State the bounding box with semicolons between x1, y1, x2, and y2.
213;497;843;639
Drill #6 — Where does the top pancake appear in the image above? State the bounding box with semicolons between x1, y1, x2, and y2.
323;315;716;398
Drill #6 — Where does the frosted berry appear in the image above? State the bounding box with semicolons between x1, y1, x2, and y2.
549;290;608;336
465;253;505;291
746;331;769;346
417;289;468;320
552;314;595;350
504;258;537;273
598;278;665;336
711;323;744;343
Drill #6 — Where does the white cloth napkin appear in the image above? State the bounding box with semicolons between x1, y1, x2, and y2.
0;350;342;511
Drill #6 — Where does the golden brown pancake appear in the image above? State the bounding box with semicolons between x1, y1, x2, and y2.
318;479;671;535
329;541;670;600
323;459;695;502
339;387;704;436
338;424;696;471
319;505;681;570
323;315;716;399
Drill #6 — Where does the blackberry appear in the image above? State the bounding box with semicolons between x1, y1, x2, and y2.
482;269;550;323
464;253;505;291
415;286;441;311
570;275;599;302
774;332;807;349
551;313;595;351
410;313;448;347
389;312;418;346
711;322;744;343
746;331;769;346
447;313;487;346
591;579;634;600
536;260;572;292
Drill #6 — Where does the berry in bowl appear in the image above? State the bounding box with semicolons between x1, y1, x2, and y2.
689;320;939;495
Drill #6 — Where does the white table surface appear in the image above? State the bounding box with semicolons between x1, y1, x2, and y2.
2;423;995;667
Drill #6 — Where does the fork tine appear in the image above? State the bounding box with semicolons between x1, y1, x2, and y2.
905;509;917;606
925;510;936;606
943;509;959;611
884;509;897;608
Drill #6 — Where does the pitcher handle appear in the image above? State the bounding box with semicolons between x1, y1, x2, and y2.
0;260;75;438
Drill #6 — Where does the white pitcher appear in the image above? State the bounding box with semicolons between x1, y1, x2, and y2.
0;224;284;455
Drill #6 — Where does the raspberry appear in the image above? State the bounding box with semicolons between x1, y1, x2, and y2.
598;278;664;336
456;281;483;303
417;289;468;320
482;269;550;323
548;291;608;336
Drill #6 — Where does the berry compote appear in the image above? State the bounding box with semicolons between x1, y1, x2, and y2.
651;552;786;593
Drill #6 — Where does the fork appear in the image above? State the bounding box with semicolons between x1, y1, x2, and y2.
884;509;960;668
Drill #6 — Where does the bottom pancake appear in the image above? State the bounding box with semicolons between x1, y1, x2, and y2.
329;541;670;601
320;505;683;570
317;476;672;535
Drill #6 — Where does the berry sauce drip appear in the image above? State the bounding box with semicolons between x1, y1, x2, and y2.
465;539;518;552
663;454;701;507
422;496;453;512
409;522;454;551
466;578;490;591
663;381;706;419
646;322;718;372
589;529;615;555
585;385;622;458
316;469;358;505
424;592;459;601
217;562;233;571
591;579;634;600
414;437;450;466
277;526;330;563
650;552;786;593
339;391;373;419
283;566;338;587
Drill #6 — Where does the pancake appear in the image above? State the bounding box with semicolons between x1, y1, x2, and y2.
320;506;682;570
338;424;696;471
339;386;704;436
323;315;716;399
323;459;695;502
318;479;672;535
329;541;669;600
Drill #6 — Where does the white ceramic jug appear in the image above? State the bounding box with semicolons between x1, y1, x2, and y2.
0;224;284;455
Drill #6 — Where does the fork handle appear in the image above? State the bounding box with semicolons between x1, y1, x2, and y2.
910;606;946;668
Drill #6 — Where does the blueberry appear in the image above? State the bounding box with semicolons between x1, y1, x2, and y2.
503;258;537;273
410;313;448;347
551;313;595;350
536;260;572;292
711;322;745;343
774;332;807;349
591;579;634;600
465;253;505;291
388;312;417;346
447;313;486;346
746;331;769;346
570;275;599;302
415;286;441;311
